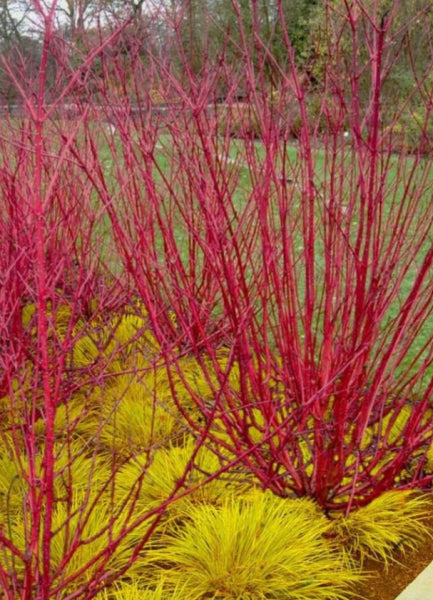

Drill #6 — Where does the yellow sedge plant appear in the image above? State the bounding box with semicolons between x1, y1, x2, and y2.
7;485;148;592
0;439;110;525
79;374;180;459
146;489;359;600
330;490;432;565
115;436;253;528
96;577;188;600
21;301;80;342
1;437;153;592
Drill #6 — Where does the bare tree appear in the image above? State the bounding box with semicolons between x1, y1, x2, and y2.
0;0;32;45
53;0;145;38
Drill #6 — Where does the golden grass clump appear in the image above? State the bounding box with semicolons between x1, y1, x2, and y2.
6;301;433;598
0;434;151;591
82;375;180;458
21;302;79;341
71;318;124;373
116;436;252;524
0;443;24;526
71;305;161;375
0;388;28;434
107;312;161;361
96;578;187;600
6;484;145;591
137;351;240;423
0;439;110;524
32;397;91;441
330;490;432;565
76;348;242;458
425;442;433;473
146;490;359;600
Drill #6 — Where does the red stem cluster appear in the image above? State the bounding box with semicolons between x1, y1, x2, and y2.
1;1;433;597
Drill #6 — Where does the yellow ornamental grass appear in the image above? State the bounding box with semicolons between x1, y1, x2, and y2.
33;397;91;442
0;432;151;588
207;411;315;485
146;490;359;600
82;375;179;458
0;362;51;434
82;350;241;458
96;578;188;600
71;318;123;374
47;489;143;588
0;440;110;523
330;490;432;565
49;439;112;498
71;309;161;376
0;444;24;526
72;309;241;431
425;442;433;473
116;437;252;529
107;312;161;360
21;302;79;341
0;381;93;443
142;352;240;423
0;388;28;434
7;485;149;592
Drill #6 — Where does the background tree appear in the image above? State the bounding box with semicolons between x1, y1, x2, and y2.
149;1;319;98
0;0;30;44
308;2;433;100
0;1;41;107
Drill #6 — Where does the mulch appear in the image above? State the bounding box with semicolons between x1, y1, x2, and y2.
355;507;433;600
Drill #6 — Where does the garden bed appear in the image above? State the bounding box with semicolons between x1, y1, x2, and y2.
357;503;433;600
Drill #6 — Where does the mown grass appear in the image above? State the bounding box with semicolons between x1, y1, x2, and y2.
1;116;429;383
91;128;433;384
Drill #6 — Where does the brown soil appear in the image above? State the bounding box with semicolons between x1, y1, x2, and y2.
355;512;433;600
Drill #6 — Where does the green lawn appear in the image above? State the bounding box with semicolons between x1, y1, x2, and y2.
90;129;433;384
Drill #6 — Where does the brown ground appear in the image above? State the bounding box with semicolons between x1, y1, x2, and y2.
355;512;433;600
